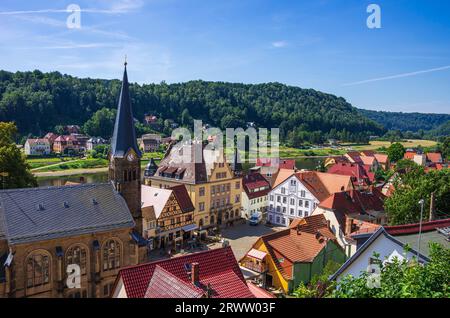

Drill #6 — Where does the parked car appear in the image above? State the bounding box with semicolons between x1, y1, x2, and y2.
249;215;260;226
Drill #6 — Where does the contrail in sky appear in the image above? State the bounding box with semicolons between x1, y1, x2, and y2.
342;65;450;86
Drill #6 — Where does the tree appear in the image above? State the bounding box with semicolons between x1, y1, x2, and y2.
385;169;450;225
82;108;117;139
292;260;342;298
0;122;37;189
441;136;450;160
332;243;450;298
387;142;405;162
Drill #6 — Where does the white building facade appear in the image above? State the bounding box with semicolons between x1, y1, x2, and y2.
267;175;319;227
24;139;51;156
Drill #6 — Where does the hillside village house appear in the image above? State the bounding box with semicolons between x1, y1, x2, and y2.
241;172;271;221
327;162;374;189
145;144;243;232
43;132;58;149
24;139;51;156
141;185;196;251
53;135;80;154
267;169;353;227
331;227;430;283
239;214;346;293
86;137;107;151
312;187;387;256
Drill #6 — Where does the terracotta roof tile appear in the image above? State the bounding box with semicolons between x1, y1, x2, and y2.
144;265;204;298
118;247;254;298
260;215;338;280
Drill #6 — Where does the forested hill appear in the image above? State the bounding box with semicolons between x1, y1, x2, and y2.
0;69;384;143
358;108;450;132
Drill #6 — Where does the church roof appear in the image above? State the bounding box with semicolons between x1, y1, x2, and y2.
110;64;142;159
0;183;135;245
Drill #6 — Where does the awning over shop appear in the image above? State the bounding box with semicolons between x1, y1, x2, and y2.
131;230;148;247
247;248;267;260
182;223;198;232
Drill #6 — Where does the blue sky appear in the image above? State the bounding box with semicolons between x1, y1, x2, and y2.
0;0;449;113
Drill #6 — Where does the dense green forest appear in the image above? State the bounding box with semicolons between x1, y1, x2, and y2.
359;109;450;133
0;69;385;144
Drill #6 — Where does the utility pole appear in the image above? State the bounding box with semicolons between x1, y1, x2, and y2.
429;192;435;221
417;199;425;260
0;172;9;190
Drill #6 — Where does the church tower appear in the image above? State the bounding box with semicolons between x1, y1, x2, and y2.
109;61;143;234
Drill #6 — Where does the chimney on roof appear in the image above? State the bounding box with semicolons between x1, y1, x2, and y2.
429;192;435;221
345;217;353;235
191;262;199;286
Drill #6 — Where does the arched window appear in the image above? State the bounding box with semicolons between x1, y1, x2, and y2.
123;170;128;182
26;251;51;288
103;239;121;271
66;245;88;275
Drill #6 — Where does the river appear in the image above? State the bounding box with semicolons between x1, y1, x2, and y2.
37;157;324;187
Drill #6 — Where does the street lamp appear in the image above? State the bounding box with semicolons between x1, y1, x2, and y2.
417;199;425;260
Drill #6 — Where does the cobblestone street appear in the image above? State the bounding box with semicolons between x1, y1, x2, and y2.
208;222;283;260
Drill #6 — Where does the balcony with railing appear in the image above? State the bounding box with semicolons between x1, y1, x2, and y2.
241;260;267;273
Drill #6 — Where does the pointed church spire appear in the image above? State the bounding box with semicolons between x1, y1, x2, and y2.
231;148;243;175
110;61;142;158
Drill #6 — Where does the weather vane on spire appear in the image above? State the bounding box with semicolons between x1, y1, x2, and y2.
124;54;128;66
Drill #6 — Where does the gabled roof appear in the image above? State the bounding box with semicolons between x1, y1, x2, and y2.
374;153;388;164
256;158;296;170
242;173;271;199
426;152;442;163
404;151;417;160
26;138;50;146
295;171;353;202
110;64;142;159
327;162;371;185
141;186;172;219
319;188;386;227
330;227;430;281
360;156;376;166
170;185;195;213
271;169;295;189
144;265;204;298
258;215;338;280
116;247;254;298
0;183;135;245
247;282;276;298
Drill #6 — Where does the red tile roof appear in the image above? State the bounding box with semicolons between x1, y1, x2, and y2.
385;218;450;236
327;162;372;185
256;158;296;170
426;152;443;164
295;171;353;201
117;247;254;298
144;265;204;298
259;215;339;280
169;185;195;213
319;188;386;229
350;218;450;237
242;173;271;199
404;151;416;160
247;282;276;298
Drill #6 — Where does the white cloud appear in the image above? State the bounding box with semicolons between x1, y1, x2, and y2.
271;41;288;48
342;65;450;86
